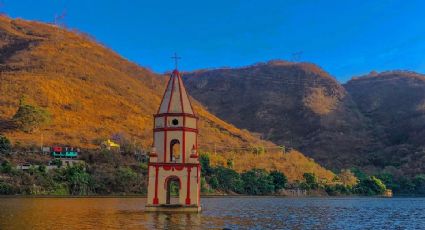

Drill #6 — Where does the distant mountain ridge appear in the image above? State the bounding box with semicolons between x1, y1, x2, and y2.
184;61;373;169
345;70;425;176
184;61;425;176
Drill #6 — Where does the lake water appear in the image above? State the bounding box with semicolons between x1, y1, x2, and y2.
0;197;424;229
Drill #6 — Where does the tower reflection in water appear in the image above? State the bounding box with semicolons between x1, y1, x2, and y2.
148;212;202;229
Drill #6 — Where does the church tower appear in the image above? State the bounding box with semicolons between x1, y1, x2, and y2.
145;67;201;212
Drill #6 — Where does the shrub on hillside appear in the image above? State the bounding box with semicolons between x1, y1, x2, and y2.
12;97;51;133
0;182;16;195
0;160;13;173
0;135;11;154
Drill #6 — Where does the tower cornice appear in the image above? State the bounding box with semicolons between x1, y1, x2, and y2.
153;113;198;119
153;127;198;133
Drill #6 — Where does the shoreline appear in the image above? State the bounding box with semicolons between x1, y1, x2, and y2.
0;194;422;198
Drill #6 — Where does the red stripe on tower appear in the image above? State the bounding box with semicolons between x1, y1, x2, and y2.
186;167;191;205
153;166;159;204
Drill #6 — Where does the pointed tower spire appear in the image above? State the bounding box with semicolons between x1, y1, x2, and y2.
157;56;194;115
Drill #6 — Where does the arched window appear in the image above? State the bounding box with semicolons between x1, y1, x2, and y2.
170;139;180;162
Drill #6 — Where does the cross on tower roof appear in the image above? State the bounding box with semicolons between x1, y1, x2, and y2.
171;52;181;70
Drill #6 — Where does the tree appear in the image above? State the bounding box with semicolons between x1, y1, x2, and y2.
376;173;396;190
350;168;368;180
12;97;51;132
0;160;12;173
270;170;287;191
354;176;386;195
200;177;210;193
52;159;63;168
212;166;243;193
302;173;319;190
241;169;275;195
209;176;219;189
325;184;351;196
0;182;15;195
0;135;11;154
64;164;91;195
226;159;234;169
413;174;425;195
115;167;138;193
38;164;47;173
199;153;213;176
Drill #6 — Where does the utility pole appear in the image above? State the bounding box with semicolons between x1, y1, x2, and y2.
54;10;67;28
53;9;67;49
291;51;303;62
40;133;44;152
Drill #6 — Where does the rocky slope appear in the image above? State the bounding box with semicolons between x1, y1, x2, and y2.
345;71;425;176
184;61;373;169
184;61;425;177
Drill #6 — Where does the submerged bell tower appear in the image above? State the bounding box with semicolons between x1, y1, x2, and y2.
145;59;201;212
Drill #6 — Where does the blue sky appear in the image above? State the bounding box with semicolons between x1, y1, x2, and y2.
2;0;425;82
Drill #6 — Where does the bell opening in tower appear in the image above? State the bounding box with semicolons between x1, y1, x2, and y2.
170;139;181;162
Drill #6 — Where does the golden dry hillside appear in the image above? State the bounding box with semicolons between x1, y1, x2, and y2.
207;150;335;182
0;16;334;181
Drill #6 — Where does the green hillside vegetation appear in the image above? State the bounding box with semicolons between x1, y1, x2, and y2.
0;148;391;196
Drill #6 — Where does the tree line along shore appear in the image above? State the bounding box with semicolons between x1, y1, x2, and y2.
3;133;421;197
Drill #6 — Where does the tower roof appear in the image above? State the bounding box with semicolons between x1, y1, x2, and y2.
157;69;195;115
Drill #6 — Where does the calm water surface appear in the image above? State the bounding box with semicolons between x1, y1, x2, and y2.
0;197;424;229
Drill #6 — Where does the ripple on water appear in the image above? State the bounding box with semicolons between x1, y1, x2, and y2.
0;197;425;229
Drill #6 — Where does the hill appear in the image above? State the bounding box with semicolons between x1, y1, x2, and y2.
0;16;334;182
184;61;425;180
184;61;373;169
345;71;425;176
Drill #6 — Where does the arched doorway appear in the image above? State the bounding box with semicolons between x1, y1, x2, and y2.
165;176;181;204
170;139;181;162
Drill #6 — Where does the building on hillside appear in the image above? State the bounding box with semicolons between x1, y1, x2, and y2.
51;146;80;158
42;147;51;154
101;139;120;150
145;67;201;212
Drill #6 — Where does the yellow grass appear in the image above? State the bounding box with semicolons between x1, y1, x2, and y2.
0;15;334;181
